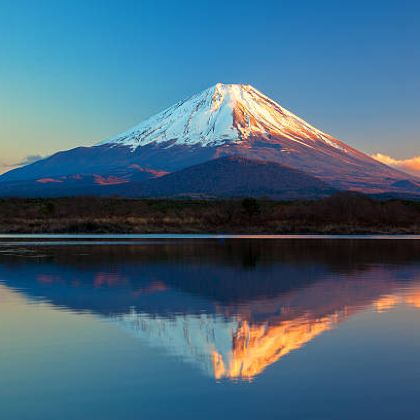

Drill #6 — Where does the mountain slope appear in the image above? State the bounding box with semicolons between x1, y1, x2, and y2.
0;83;418;197
128;156;335;199
98;83;344;149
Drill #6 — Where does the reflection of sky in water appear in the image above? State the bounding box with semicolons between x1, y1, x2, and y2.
0;240;419;419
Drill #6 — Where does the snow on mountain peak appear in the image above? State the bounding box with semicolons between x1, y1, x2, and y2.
98;83;344;150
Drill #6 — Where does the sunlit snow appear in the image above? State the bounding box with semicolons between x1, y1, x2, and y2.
98;83;346;151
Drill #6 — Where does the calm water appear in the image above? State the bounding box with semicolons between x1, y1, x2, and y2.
0;237;419;419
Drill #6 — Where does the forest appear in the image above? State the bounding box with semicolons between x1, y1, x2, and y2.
0;192;419;234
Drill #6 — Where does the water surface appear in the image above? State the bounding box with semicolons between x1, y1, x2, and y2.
0;238;419;419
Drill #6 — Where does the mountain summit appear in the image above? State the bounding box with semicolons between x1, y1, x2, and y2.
0;83;418;198
99;83;341;150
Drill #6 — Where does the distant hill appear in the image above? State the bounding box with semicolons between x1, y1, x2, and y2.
130;156;335;199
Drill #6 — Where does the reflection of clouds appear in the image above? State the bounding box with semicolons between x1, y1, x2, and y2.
405;293;420;309
374;290;420;312
374;295;402;313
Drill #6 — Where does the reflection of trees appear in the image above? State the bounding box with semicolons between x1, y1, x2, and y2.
3;238;419;270
0;240;419;312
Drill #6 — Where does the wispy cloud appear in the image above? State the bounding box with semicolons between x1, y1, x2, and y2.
17;154;44;166
0;154;44;175
0;161;17;175
371;153;420;177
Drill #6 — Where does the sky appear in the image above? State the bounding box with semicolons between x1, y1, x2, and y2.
0;0;419;175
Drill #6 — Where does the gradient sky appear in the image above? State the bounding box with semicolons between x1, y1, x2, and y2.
1;0;419;174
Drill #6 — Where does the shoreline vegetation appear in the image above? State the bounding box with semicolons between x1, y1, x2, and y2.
0;192;419;235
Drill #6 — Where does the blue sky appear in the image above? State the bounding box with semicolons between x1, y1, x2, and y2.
0;0;419;173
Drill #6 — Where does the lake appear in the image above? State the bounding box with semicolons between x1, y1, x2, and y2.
0;237;419;419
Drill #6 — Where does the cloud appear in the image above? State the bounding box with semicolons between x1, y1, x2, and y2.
0;161;17;175
371;153;420;177
17;154;44;166
0;154;45;175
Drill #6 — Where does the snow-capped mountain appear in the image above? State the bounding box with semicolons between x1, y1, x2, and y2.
98;83;344;150
0;83;418;197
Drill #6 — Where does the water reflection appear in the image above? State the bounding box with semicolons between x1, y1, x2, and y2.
0;239;419;381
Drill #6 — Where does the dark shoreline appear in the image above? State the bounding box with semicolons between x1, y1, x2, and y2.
1;192;419;235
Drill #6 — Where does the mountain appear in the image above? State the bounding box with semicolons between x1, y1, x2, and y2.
0;83;418;198
123;156;335;199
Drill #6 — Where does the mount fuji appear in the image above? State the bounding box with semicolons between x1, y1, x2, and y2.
1;83;418;198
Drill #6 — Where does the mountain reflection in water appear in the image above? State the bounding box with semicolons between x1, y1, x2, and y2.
0;239;419;381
